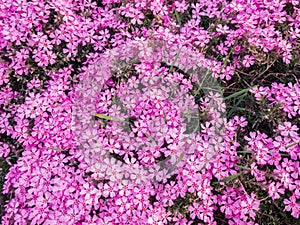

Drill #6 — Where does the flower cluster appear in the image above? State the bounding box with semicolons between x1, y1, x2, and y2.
251;83;300;118
0;0;299;224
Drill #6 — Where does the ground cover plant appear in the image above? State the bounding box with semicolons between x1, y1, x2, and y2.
0;0;300;224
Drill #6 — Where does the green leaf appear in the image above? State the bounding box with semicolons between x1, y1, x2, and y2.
163;111;167;123
218;42;237;76
220;173;241;182
285;142;299;149
92;114;123;122
227;93;247;117
174;10;182;27
224;86;256;101
236;165;252;171
90;80;103;89
169;46;182;73
167;152;184;174
145;132;156;143
237;150;252;154
50;148;65;151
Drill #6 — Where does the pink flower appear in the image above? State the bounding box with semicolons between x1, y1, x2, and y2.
188;202;201;219
253;141;270;165
278;122;298;137
103;182;117;198
282;52;292;64
217;43;229;55
284;195;300;218
130;9;144;25
173;214;191;225
115;196;129;213
250;86;269;100
242;55;255;67
240;193;260;220
216;24;230;34
0;143;10;158
220;197;234;217
251;163;266;181
132;118;148;137
268;182;285;200
174;1;188;13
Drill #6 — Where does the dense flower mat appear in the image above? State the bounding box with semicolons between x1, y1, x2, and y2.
0;0;300;224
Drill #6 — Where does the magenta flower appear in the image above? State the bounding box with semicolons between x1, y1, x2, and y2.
240;193;260;220
284;195;300;218
242;55;255;67
277;122;298;137
1;0;300;223
188;202;201;219
0;143;10;158
268;182;285;200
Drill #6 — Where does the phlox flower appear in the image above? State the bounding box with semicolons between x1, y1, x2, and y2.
289;27;300;39
172;214;191;225
277;122;298;137
242;55;255;67
284;195;300;218
102;182;117;198
148;217;163;225
216;24;230;34
130;9;144;25
254;141;270;165
250;86;269;100
250;163;266;181
132;118;148;137
188;202;201;219
282;52;292;64
174;1;188;13
220;197;235;217
82;215;100;225
115;196;130;213
0;143;10;158
240;193;260;220
220;65;234;80
268;182;285;200
217;43;229;55
276;167;293;188
291;161;300;179
289;180;300;198
198;199;215;223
